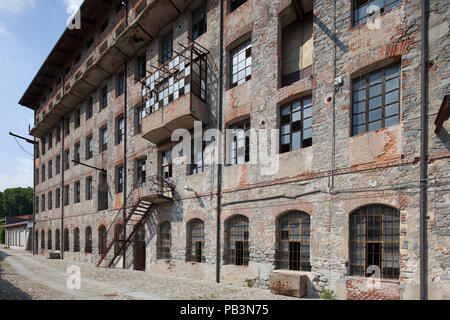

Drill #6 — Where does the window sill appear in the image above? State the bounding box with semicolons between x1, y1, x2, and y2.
346;275;400;284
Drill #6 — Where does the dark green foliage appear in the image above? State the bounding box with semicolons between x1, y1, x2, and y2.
0;187;33;218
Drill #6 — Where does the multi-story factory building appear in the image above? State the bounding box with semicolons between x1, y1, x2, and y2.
19;0;449;299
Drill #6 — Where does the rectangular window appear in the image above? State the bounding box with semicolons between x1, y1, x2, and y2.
48;192;53;210
353;0;401;26
230;39;252;88
74;181;81;203
281;12;313;87
75;109;81;128
41;165;46;182
137;54;146;81
135;105;145;134
86;176;93;200
41;194;45;212
64;185;70;206
56;155;61;175
64;149;70;171
116;165;124;193
190;140;207;175
227;119;250;165
352;64;400;136
230;0;247;12
280;96;313;154
162;150;173;180
161;31;173;64
48;131;53;150
41;136;46;155
74;143;81;164
101;86;108;109
117;71;125;96
64;117;70;137
35;169;39;185
56;125;61;143
192;2;207;40
35;196;39;213
116;116;125;144
86;135;93;160
48;160;53;179
136;158;146;187
100;127;108;152
87;97;93;120
55;188;61;209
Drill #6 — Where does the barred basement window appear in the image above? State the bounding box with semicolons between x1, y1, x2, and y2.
162;150;172;180
230;39;251;88
73;228;80;252
186;219;205;263
41;230;45;249
230;0;247;12
48;230;52;250
192;2;207;40
349;205;400;279
227;118;250;165
55;229;60;251
64;228;69;252
98;225;107;255
280;96;313;153
85;227;92;253
276;211;311;271
352;64;400;135
225;215;249;266
353;0;401;26
161;31;173;64
157;221;171;259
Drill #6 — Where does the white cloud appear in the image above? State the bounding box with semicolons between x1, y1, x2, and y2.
0;0;36;15
0;158;33;192
0;25;11;38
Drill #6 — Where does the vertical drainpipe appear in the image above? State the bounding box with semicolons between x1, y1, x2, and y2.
420;0;428;301
32;110;36;254
61;75;65;260
216;0;224;284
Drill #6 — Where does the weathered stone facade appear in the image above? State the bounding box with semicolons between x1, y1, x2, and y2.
21;0;449;299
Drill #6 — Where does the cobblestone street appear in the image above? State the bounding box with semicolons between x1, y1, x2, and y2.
0;248;304;300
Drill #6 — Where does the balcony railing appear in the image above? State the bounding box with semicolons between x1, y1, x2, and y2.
135;175;174;203
141;41;208;117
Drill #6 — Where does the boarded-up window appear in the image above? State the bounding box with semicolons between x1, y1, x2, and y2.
281;12;313;87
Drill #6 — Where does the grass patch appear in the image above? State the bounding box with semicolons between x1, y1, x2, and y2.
320;288;336;300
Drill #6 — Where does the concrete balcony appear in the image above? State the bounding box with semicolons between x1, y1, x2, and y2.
141;43;209;145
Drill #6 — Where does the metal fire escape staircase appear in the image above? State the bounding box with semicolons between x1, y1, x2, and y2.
96;176;173;268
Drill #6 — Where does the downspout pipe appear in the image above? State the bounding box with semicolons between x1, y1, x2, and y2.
420;0;429;301
61;74;65;260
123;58;128;269
32;111;36;254
216;0;224;284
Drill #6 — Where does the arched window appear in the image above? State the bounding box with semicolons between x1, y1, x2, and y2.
41;230;45;249
186;219;205;263
85;227;92;253
225;215;249;266
349;205;400;279
157;222;171;259
114;224;124;257
48;230;52;250
73;228;80;252
55;229;60;251
63;228;69;252
98;225;107;255
276;211;311;271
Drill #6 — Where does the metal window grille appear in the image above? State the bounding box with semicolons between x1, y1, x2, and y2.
230;0;247;12
55;229;60;251
63;228;69;252
162;150;173;180
161;31;173;64
276;211;311;271
280;96;313;153
85;227;92;253
73;228;80;252
48;230;52;250
349;205;400;279
186;219;205;263
352;64;400;135
230;39;251;88
41;230;45;249
353;0;401;26
192;2;207;40
228;119;250;165
98;225;107;255
225;215;249;266
157;222;171;259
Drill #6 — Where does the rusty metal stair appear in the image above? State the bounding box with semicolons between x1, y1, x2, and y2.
96;198;152;268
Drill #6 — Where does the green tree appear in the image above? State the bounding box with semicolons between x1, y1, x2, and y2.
0;187;33;217
0;221;4;244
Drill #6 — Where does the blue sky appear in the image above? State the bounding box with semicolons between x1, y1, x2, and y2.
0;0;83;191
